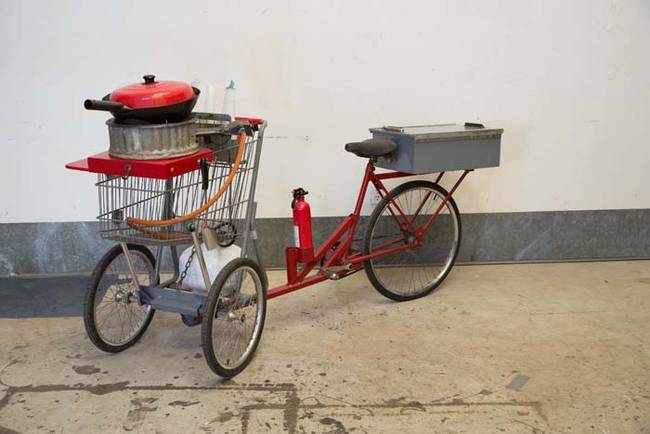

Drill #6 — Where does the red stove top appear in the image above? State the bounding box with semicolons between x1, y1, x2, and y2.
65;148;213;179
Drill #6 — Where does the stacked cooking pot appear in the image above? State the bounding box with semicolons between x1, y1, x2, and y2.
85;75;201;159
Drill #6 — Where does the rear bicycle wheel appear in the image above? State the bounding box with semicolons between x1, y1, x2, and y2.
201;258;267;378
363;180;461;301
83;244;156;352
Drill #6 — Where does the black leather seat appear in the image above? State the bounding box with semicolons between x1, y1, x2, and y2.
345;139;397;158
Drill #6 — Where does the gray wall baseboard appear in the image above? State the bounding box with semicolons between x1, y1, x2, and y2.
1;209;648;275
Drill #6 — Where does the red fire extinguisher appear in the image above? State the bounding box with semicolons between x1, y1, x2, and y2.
292;188;314;263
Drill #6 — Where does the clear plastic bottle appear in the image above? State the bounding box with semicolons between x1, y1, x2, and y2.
192;79;216;113
222;80;236;120
205;84;217;113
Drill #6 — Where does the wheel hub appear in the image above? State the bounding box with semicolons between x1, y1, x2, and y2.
227;311;246;322
114;289;136;304
401;229;418;244
114;290;126;303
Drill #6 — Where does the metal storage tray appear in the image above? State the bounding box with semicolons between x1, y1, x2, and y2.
370;123;503;174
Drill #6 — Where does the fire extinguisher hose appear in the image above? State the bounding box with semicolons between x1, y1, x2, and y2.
126;132;247;228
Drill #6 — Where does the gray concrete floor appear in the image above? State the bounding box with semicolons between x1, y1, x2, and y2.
1;261;649;433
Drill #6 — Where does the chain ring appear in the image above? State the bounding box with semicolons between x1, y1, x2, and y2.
215;222;237;247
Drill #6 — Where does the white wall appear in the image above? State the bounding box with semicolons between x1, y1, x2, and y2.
1;0;649;223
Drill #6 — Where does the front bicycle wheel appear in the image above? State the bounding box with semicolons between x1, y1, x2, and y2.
201;258;267;378
363;180;461;301
83;244;156;352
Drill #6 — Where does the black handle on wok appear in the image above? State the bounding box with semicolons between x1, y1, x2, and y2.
84;99;131;113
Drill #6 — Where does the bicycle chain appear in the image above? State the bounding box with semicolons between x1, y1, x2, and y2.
178;246;196;286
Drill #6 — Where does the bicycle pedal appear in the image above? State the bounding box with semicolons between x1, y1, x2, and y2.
328;272;341;281
181;314;202;327
319;265;351;280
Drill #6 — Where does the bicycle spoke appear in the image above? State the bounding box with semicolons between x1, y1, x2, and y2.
366;183;460;299
210;265;263;371
93;249;153;346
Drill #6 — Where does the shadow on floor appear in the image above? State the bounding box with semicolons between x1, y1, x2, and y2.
0;275;88;318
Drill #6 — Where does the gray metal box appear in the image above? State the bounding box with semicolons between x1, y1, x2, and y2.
370;124;503;174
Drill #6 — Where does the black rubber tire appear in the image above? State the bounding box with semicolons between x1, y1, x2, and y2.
201;258;267;378
363;180;462;302
83;244;156;353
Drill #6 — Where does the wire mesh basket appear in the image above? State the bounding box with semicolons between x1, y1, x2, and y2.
96;123;262;246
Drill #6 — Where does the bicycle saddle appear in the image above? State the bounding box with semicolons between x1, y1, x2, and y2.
345;139;397;158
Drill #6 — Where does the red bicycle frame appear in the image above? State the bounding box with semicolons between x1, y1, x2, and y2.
267;161;472;299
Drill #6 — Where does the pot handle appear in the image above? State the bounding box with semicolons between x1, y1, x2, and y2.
84;99;131;113
200;158;209;191
192;86;201;96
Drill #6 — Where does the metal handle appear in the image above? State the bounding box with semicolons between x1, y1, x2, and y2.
84;99;131;113
200;159;209;191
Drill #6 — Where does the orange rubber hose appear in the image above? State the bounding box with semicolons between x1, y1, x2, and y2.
126;132;247;228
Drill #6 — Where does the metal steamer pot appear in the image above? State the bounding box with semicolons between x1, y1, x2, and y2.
85;75;201;160
106;117;198;160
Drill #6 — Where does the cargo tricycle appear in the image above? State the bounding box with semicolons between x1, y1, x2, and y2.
68;107;502;378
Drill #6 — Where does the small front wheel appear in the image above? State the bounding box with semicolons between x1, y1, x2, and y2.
83;244;156;352
201;258;267;378
363;180;461;301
